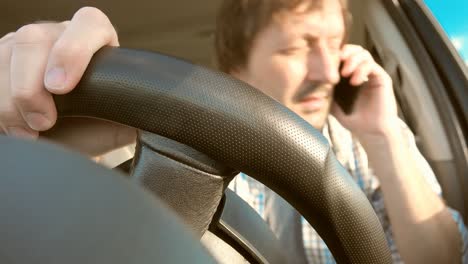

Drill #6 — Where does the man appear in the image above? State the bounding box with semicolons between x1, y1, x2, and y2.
0;1;465;263
216;1;467;263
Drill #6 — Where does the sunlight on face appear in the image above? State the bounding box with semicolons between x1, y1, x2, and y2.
234;0;345;130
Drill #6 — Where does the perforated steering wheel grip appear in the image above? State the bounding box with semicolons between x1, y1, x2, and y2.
53;47;392;264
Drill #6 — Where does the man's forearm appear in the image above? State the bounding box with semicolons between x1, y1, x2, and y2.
358;126;461;264
40;117;137;157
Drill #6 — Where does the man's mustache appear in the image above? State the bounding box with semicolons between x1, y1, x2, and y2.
292;82;332;103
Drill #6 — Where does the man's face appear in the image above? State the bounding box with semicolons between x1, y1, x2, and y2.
233;0;345;130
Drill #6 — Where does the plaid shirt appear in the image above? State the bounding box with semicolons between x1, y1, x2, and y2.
228;115;468;263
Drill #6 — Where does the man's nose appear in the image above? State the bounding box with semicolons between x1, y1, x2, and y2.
306;44;340;85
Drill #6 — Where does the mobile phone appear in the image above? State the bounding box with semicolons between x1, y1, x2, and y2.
333;63;364;115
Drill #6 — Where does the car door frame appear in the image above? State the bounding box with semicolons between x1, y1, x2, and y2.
382;0;468;221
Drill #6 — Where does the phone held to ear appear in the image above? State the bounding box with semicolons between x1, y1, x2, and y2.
333;63;365;115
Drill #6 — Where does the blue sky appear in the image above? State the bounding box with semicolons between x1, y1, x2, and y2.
424;0;468;64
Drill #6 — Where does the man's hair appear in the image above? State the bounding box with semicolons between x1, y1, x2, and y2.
214;0;350;73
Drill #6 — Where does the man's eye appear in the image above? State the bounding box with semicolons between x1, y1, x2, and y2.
278;46;309;55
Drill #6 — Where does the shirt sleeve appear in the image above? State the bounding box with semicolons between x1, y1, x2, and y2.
449;208;468;263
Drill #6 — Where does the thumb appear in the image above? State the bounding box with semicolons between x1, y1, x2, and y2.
44;7;119;95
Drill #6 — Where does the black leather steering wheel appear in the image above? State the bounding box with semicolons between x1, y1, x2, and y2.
2;47;392;263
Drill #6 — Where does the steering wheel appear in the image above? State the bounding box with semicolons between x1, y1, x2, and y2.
1;47;391;263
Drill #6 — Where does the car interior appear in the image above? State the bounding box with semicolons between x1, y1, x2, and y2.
1;0;466;263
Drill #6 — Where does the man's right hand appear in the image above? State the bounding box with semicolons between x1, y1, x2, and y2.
0;7;136;156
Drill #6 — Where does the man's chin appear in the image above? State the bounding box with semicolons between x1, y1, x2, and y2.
297;111;328;131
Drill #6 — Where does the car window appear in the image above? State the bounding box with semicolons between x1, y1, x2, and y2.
424;0;468;66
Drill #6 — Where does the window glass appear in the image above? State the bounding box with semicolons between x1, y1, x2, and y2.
424;0;468;65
